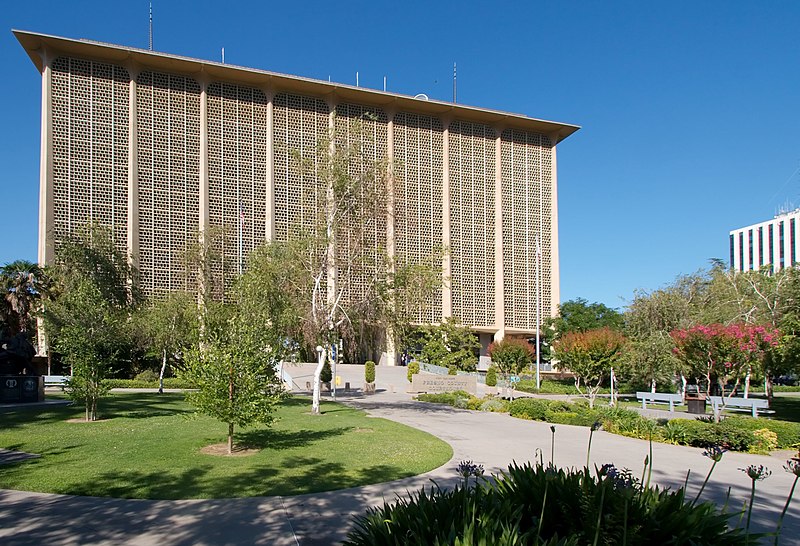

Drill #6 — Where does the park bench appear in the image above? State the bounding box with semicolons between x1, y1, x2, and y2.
709;396;770;418
636;391;684;412
43;375;69;390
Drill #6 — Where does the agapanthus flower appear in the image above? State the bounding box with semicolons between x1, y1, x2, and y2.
740;464;772;481
702;445;727;462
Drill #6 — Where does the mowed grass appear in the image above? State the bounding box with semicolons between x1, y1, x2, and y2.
0;393;452;499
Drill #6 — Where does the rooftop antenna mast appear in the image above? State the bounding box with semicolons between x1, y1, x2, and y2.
453;62;457;103
148;2;153;51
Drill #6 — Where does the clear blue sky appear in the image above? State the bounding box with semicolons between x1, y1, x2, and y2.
2;1;799;312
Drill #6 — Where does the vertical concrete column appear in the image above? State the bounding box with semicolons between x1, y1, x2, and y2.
197;77;210;314
736;230;743;271
784;221;792;270
38;49;54;267
199;78;209;238
754;227;761;269
37;49;54;357
386;110;396;270
493;129;505;341
127;69;140;271
384;109;397;366
264;89;275;242
326;98;338;311
550;139;560;317
772;224;779;271
441;118;452;319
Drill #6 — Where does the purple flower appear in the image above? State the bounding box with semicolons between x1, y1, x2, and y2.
702;445;727;463
740;464;771;482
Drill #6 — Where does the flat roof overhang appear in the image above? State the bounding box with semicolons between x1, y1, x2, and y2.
14;29;580;143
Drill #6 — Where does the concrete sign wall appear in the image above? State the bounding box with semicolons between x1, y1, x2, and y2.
411;375;477;395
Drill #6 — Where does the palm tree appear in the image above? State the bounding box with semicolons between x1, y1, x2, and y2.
0;260;51;335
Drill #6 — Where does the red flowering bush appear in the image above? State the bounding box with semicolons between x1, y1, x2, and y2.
671;324;779;396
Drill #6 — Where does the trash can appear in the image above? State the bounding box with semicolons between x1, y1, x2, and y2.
687;397;707;415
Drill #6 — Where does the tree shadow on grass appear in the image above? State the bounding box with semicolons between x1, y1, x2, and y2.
0;404;81;430
277;456;409;495
58;456;406;499
98;392;194;420
237;426;354;450
768;395;800;423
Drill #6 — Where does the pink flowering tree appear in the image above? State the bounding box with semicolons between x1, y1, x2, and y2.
671;323;780;399
728;323;780;398
671;324;740;397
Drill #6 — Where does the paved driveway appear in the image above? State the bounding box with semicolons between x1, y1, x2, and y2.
1;365;798;545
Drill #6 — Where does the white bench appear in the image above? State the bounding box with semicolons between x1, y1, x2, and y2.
636;391;684;412
43;375;69;390
709;396;769;418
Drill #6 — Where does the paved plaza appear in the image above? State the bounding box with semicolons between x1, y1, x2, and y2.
1;365;798;545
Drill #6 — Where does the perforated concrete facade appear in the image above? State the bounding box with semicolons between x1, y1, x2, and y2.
18;30;578;340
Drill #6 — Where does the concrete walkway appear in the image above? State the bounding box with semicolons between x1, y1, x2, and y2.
1;365;799;545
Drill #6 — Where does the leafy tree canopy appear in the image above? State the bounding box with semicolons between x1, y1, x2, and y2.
549;298;624;337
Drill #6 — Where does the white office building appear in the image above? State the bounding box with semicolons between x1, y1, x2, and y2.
729;209;800;272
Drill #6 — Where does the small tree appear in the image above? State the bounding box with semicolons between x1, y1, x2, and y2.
139;292;197;393
555;328;626;408
52;279;121;420
44;227;138;421
414;318;480;372
406;360;419;383
320;360;333;384
365;360;376;383
619;332;680;392
671;324;743;397
178;243;295;454
181;317;284;454
487;338;535;376
485;366;497;387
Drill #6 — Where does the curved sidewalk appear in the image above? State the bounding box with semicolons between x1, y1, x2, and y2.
1;373;798;545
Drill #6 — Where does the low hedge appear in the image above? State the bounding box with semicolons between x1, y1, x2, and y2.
103;378;196;389
415;391;508;412
515;378;637;395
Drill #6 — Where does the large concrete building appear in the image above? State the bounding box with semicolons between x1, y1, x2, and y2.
16;30;579;354
730;209;800;273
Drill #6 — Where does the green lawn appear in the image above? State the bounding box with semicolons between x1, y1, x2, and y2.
0;393;452;499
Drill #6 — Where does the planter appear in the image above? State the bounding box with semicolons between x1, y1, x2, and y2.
364;382;376;394
485;386;497;395
321;382;331;392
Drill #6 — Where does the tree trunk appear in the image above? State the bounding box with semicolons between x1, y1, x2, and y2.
743;367;751;399
159;348;167;394
650;378;656;393
680;374;687;398
228;422;234;455
385;325;397;367
312;347;325;414
765;375;774;404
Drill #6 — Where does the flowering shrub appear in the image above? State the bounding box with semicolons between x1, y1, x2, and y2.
554;327;626;408
487;338;536;375
671;323;780;395
750;428;779;454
